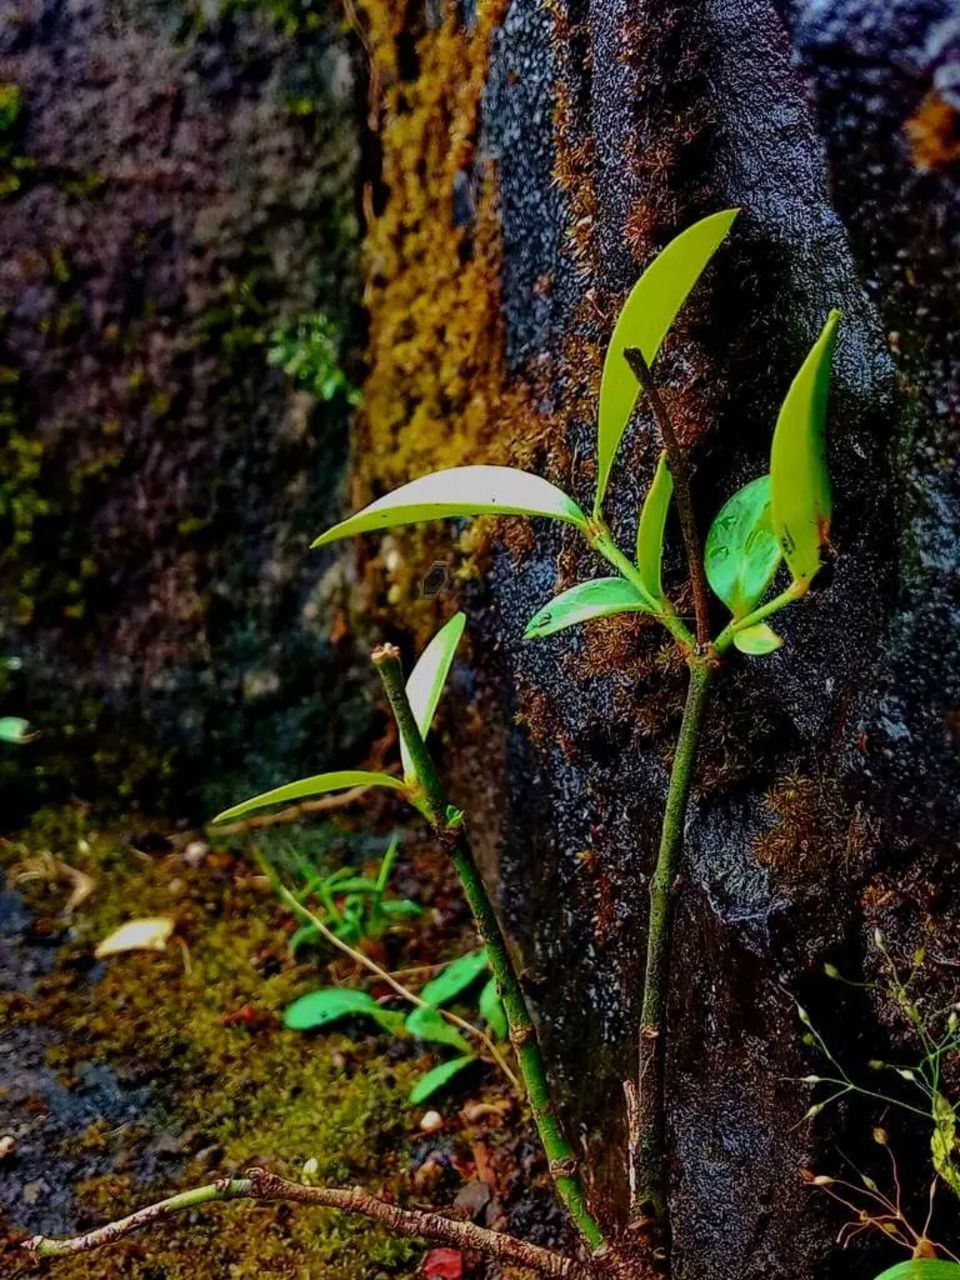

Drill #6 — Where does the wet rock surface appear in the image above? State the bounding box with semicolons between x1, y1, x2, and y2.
0;0;371;820
453;1;959;1275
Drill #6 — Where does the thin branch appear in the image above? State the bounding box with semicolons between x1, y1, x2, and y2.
371;645;606;1254
24;1168;591;1278
274;881;521;1092
623;347;711;648
629;659;712;1225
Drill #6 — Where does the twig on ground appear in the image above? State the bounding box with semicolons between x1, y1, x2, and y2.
24;1167;591;1278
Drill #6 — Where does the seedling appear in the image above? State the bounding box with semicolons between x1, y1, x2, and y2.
27;212;843;1277
284;947;508;1104
273;832;423;952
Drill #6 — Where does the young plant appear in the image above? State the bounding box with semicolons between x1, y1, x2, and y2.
284;946;508;1105
26;213;842;1278
267;311;360;405
275;832;422;952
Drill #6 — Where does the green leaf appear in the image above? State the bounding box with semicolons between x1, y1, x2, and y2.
931;1091;960;1197
873;1264;960;1280
733;622;783;655
635;451;673;600
408;1054;475;1106
524;577;654;640
0;716;33;744
479;977;508;1040
379;899;424;919
210;770;404;825
312;466;587;548
704;476;782;618
401;612;466;780
595;209;739;513
325;877;380;893
288;924;321;955
284;988;404;1035
770;310;841;586
404;1005;471;1052
420;949;489;1006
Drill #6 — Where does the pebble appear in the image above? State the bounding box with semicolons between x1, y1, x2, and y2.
419;1110;443;1134
0;1135;15;1159
182;840;209;867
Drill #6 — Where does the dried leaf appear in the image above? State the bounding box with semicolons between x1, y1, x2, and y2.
95;917;174;958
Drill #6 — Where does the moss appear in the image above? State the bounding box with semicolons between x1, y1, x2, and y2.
753;772;874;890
0;82;34;200
1;809;424;1277
905;90;960;172
350;0;562;643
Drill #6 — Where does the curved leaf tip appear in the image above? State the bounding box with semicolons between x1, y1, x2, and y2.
211;769;404;825
524;577;654;640
312;466;587;548
770;310;841;587
594;208;739;515
401;612;467;779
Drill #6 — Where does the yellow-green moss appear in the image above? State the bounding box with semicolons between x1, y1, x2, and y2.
753;773;873;887
2;809;424;1277
349;0;572;644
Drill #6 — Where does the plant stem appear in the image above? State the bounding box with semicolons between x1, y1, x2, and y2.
25;1169;590;1278
623;347;712;649
589;525;697;653
372;645;607;1253
629;658;712;1224
714;581;806;654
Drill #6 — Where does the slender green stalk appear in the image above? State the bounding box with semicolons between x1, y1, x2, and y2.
714;581;806;654
372;645;606;1253
588;523;698;654
630;658;712;1224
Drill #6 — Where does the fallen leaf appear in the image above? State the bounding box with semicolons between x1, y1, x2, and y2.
95;917;174;958
422;1248;462;1279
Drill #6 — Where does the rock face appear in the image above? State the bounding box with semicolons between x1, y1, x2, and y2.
0;0;370;818
351;2;960;1277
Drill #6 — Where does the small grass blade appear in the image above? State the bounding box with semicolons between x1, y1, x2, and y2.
408;1054;475;1106
404;1005;472;1052
284;988;404;1035
420;949;489;1006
